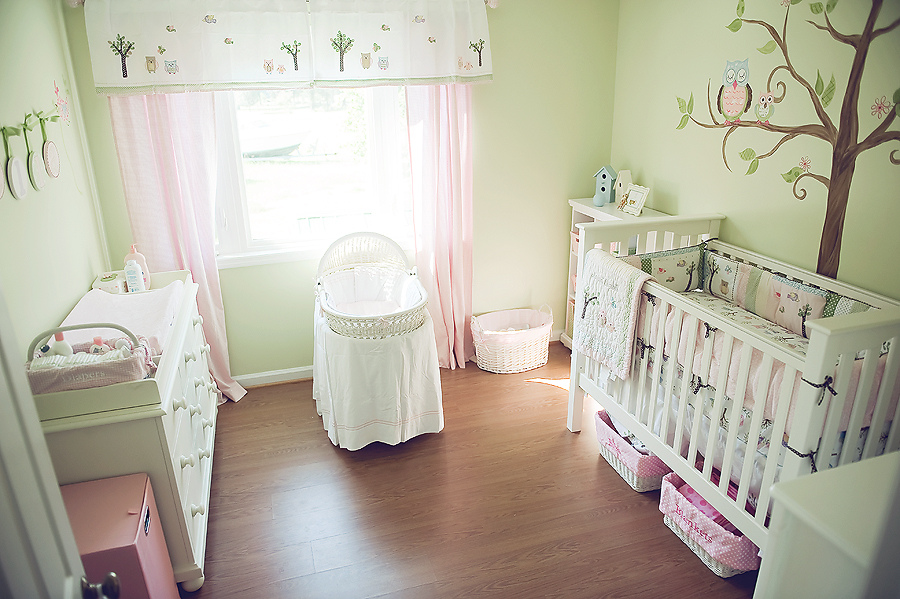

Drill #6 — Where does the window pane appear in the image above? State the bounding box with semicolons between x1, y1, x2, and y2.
233;87;413;249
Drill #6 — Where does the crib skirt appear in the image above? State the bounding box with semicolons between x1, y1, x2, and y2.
313;302;444;451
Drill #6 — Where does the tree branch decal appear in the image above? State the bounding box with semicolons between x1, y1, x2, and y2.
676;0;900;279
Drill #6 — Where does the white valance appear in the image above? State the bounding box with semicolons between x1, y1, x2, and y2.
84;0;493;95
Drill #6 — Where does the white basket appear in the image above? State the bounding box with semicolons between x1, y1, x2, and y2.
317;232;428;340
471;306;552;374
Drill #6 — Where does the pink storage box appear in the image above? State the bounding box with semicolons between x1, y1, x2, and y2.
594;410;671;492
61;473;179;599
659;472;761;578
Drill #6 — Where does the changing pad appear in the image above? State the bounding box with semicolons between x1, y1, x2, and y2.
61;280;185;355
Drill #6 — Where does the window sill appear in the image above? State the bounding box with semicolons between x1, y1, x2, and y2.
216;247;322;269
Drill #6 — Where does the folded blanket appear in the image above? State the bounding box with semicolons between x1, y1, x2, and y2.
574;249;651;378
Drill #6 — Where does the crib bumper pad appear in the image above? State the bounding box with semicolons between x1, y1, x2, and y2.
659;472;760;577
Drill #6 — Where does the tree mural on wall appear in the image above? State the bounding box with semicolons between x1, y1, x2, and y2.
109;33;135;78
675;0;900;279
331;31;353;72
281;40;302;71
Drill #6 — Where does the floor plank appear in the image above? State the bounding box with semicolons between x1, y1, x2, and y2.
182;343;757;598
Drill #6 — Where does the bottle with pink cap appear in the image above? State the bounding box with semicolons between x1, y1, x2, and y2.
124;243;151;290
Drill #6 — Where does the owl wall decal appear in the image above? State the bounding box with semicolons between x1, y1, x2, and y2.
360;53;371;69
755;91;775;124
164;60;179;75
145;56;157;73
263;59;274;74
717;59;752;125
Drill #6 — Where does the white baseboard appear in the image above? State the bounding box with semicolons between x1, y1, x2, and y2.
235;365;312;388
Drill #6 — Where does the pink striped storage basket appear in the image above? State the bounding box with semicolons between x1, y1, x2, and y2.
594;410;671;492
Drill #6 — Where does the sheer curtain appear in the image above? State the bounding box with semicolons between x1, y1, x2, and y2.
108;93;247;401
406;84;474;369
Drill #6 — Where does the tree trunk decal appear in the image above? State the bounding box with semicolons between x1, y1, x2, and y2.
331;31;354;72
675;0;900;279
281;40;302;71
108;33;135;79
470;39;485;67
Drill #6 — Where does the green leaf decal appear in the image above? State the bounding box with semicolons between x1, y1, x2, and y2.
736;0;745;17
677;96;687;113
821;74;836;107
892;88;900;104
782;166;802;183
676;114;690;130
687;93;694;115
810;2;824;14
815;71;824;96
726;18;743;32
757;40;778;54
826;0;838;12
746;158;759;175
739;148;757;161
790;0;802;4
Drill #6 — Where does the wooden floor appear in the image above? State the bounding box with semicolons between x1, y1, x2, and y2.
183;343;757;598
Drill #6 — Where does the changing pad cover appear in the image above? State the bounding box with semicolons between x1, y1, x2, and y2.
61;280;185;355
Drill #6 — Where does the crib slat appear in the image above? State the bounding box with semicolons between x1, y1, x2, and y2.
634;297;655;428
736;354;773;511
840;344;881;467
864;335;900;459
756;364;797;528
647;297;668;435
660;308;685;451
673;314;701;455
702;334;734;482
817;355;855;471
719;343;754;498
686;325;717;469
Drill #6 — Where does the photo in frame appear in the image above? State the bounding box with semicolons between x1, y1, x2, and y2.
620;184;649;216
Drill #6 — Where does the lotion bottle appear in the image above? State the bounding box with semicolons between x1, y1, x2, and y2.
124;259;146;293
48;332;73;356
124;244;151;289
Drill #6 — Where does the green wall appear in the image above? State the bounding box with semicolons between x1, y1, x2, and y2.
0;0;107;356
611;0;900;300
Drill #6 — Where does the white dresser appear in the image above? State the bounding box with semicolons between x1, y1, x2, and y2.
34;271;217;592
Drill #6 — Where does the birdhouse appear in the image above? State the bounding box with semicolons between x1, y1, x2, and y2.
593;166;617;207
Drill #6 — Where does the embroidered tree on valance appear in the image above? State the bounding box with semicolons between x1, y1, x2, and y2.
84;0;493;95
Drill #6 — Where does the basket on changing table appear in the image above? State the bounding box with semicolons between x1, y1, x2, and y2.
316;232;428;340
594;410;671;492
471;306;552;374
659;472;761;578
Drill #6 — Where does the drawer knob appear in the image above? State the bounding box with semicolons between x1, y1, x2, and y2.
200;343;211;355
198;448;211;460
184;351;197;363
194;377;208;388
180;454;195;469
189;404;202;417
172;397;187;411
202;418;214;430
190;503;206;517
192;315;204;326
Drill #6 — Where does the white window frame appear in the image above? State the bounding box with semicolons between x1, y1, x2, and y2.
214;88;413;269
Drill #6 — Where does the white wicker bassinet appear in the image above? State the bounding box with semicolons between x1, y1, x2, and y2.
316;232;428;339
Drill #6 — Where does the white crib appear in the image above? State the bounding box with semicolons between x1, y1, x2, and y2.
566;214;900;554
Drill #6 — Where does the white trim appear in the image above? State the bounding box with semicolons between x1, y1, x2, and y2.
234;365;313;387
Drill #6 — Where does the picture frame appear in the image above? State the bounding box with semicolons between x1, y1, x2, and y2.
620;184;649;216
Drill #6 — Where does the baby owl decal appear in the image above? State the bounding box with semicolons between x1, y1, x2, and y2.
755;91;775;124
717;59;752;125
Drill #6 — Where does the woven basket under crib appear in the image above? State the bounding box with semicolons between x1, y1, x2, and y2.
316;232;428;340
594;410;671;492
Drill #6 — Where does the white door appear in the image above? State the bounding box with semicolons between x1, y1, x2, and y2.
0;278;109;599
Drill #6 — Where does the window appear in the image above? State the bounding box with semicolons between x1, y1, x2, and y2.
215;87;413;267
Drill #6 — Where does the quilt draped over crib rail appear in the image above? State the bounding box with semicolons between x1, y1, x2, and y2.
84;0;493;95
573;249;651;379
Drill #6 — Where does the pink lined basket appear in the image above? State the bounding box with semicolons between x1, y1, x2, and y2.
659;472;761;577
594;410;671;492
